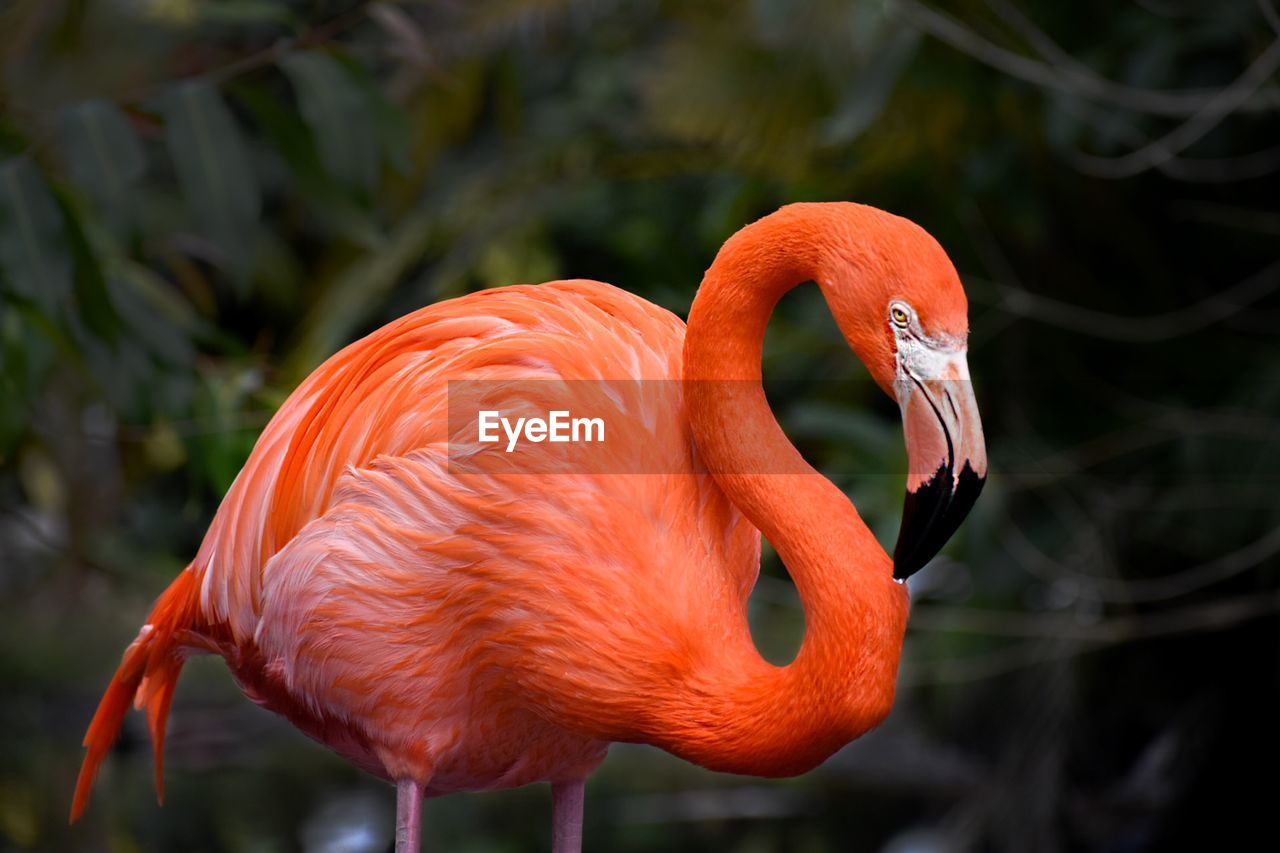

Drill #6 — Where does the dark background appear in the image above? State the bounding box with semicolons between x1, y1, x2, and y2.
2;1;1278;850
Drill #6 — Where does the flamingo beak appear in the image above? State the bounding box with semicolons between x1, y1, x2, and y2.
892;350;987;580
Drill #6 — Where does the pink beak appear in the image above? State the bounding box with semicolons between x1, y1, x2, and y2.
893;352;987;580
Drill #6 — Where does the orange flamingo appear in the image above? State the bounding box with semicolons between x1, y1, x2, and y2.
71;203;986;852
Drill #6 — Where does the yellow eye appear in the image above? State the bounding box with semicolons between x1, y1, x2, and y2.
890;304;910;327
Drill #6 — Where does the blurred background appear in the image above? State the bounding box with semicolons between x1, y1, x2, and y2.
2;0;1278;850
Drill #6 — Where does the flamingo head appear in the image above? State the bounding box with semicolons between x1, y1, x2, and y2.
818;207;988;580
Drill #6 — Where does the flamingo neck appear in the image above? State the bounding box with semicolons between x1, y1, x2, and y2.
669;207;909;775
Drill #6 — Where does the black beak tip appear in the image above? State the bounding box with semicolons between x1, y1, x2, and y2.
892;552;923;582
892;532;934;581
893;464;985;582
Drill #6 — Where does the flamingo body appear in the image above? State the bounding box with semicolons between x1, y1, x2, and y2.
73;203;987;850
208;279;758;792
79;280;765;800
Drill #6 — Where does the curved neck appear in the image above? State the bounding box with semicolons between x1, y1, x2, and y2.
668;207;909;775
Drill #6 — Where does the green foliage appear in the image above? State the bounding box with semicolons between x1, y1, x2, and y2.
281;50;382;193
0;157;72;316
57;99;147;234
163;79;262;285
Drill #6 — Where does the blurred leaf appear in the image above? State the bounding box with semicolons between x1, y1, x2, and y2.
43;245;203;419
0;157;72;316
231;81;327;182
162;79;260;286
281;51;380;192
820;25;919;144
108;264;201;414
56;99;146;232
109;273;194;368
234;82;387;247
55;190;123;344
339;53;415;176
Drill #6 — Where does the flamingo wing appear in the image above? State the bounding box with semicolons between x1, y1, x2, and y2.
193;280;722;638
187;280;761;785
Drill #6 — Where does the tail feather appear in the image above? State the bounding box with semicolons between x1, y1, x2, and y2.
70;568;200;822
141;656;182;806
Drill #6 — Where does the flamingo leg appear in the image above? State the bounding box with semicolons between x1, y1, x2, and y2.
551;780;586;853
395;778;424;853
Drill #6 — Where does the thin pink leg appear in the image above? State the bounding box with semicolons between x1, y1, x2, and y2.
395;778;424;853
551;779;586;853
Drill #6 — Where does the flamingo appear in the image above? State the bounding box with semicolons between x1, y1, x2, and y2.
71;202;986;852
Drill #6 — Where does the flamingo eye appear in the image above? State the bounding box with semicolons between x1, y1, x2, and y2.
890;303;911;328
